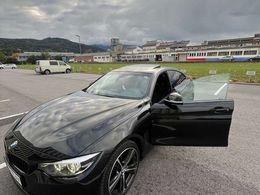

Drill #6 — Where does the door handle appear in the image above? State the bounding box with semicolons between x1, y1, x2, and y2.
214;107;230;113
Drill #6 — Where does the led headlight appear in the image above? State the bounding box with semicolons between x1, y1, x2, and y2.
39;152;100;177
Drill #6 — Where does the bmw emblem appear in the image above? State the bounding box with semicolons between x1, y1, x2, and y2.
9;140;18;150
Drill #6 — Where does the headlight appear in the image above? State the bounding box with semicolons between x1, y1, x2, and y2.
39;152;100;177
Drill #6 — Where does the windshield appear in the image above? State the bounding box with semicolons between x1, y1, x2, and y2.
86;71;152;99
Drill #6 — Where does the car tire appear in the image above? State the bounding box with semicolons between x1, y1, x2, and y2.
100;140;140;195
65;69;71;73
44;70;51;75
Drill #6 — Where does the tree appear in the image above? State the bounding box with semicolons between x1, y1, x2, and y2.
0;52;6;62
85;49;92;53
5;56;18;64
27;55;38;64
41;52;50;60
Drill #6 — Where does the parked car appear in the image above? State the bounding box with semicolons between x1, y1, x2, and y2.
35;60;72;75
3;63;17;69
4;64;234;195
0;62;17;69
249;56;260;62
220;55;234;62
0;62;4;69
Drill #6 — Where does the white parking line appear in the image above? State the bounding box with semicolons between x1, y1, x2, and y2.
0;99;10;103
214;83;228;96
0;112;28;126
0;163;6;170
0;112;27;121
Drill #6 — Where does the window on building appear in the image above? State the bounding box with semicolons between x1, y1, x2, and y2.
244;50;257;55
207;52;218;56
218;51;230;56
231;51;243;56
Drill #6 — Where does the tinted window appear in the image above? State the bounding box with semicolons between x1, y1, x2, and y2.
152;72;171;104
168;71;186;88
50;61;58;65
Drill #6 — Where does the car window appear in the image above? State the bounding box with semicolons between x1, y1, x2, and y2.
176;74;230;102
59;61;66;65
152;72;171;104
167;70;186;88
50;61;58;65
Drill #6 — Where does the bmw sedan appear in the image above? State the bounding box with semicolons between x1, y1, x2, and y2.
4;64;234;195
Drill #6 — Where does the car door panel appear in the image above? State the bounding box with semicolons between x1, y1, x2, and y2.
151;100;234;146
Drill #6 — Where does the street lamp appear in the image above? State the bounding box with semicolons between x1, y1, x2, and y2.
75;35;82;54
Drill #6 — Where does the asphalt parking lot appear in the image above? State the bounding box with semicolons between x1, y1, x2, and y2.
0;69;260;195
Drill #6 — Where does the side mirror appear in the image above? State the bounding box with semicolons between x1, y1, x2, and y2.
164;92;183;105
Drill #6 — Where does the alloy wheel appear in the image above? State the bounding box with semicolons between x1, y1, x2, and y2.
108;147;139;195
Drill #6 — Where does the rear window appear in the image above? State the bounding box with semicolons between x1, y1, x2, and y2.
50;61;58;65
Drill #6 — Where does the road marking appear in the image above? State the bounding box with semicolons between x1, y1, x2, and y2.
0;99;10;103
214;83;228;96
0;112;27;121
0;163;6;170
0;112;28;126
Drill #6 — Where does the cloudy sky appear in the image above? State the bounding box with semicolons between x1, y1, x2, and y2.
1;0;260;45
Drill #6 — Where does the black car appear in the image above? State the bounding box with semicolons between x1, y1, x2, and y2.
4;64;234;195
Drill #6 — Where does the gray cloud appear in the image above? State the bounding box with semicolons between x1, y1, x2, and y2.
0;0;260;44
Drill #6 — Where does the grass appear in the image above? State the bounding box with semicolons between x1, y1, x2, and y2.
18;62;260;83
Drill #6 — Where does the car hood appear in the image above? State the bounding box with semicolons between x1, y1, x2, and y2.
14;91;142;157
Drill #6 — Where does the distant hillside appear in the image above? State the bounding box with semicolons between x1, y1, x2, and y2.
0;37;105;54
92;44;111;51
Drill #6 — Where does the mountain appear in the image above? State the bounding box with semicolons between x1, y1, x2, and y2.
0;37;105;54
92;44;111;51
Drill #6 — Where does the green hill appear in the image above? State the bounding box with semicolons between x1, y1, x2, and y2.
0;37;105;54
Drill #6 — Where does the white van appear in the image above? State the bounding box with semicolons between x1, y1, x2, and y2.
35;60;72;75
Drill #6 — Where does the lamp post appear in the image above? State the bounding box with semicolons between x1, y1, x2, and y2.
75;35;82;54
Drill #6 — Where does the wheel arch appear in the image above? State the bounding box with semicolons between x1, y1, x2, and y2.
117;134;146;160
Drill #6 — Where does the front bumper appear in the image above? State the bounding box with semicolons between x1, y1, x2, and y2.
5;156;103;195
34;67;41;73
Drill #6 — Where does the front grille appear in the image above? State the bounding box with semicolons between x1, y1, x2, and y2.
12;140;35;159
7;154;30;173
5;132;71;174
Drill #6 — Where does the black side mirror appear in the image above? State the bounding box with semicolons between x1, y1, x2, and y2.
164;92;183;105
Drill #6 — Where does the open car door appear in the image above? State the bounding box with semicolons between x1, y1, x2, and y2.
151;74;234;146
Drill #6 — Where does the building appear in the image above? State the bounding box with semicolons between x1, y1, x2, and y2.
111;38;123;53
141;40;160;53
156;41;190;53
74;54;93;63
205;33;260;48
124;46;143;54
17;52;76;62
93;52;115;63
119;33;260;62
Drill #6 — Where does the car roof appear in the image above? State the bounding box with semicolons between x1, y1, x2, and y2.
112;64;179;74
